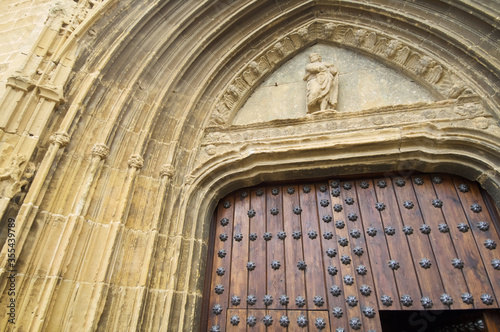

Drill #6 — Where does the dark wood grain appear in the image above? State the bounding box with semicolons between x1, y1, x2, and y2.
248;188;267;309
288;310;310;331
246;309;266;332
225;308;246;332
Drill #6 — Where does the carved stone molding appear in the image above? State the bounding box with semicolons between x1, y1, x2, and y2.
160;164;174;178
208;20;476;127
49;132;71;147
128;155;144;169
91;143;110;159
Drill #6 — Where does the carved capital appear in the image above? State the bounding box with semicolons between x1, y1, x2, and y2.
49;132;70;147
160;164;174;178
91;144;109;159
128;154;144;169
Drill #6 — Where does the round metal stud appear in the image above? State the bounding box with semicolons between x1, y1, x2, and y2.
343;275;354;285
247;295;257;305
385;226;396;236
377;180;387;188
263;232;272;241
220;218;229;226
256;189;264;196
375;202;386;211
357;265;368;275
331;188;341;197
297;261;307;271
367;227;377;237
420;224;431;235
279;295;289;306
330;285;342;296
287;187;295;195
263;295;273;306
231;295;241;306
277;231;286;240
338;237;349;247
271;188;279;195
360;284;372;296
440;293;453;306
247;262;256;271
481;294;494;305
223;201;231;209
477;221;490;231
315;317;327;330
414;177;424;185
419;258;432;269
395;179;406;187
331;180;340;188
388;260;400;270
270;207;279;215
234;233;243;241
279;316;290;327
341;255;351;265
353;246;364;256
213;304;222;315
302;185;311;193
492;259;500;270
452;258;464;269
271;260;281;270
349;317;362;330
293;206;303;214
381;295;393;307
219;233;228;242
216;267;225;276
458;184;469;193
360;181;370;189
346;295;358;307
345;197;355;205
328;265;338;276
471;203;482;213
335;220;345;229
438;223;450;233
263;315;273;327
326;248;337;258
348;213;358;221
485;239;497;250
295;296;306;308
297;315;308;328
336;328;345;332
332;307;343;318
247;209;256;218
432;199;443;208
343;183;352;190
214;284;224;295
249;233;257;241
431;176;442;184
333;204;343;212
363;306;376;318
461;292;474;305
323;231;334;240
308;230;318;239
320;199;330;207
313;296;325;307
210;325;220;332
457;223;470;233
246;316;257;327
292;230;301;239
230;315;240;326
421;297;433;308
241;192;248;198
403;201;414;209
319;185;328;193
323;215;332;223
217;249;226;258
401;295;413;307
403;225;414;235
350;229;361;238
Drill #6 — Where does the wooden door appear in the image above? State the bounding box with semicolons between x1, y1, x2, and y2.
205;174;500;331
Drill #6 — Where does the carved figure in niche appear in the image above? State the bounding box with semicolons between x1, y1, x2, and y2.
304;53;339;113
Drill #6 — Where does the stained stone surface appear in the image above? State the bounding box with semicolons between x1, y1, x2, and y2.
233;44;436;125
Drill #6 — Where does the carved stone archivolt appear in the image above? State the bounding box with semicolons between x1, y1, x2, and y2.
207;20;476;127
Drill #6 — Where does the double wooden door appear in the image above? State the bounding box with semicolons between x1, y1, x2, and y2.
205;174;500;331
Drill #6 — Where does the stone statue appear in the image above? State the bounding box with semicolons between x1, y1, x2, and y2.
304;53;339;113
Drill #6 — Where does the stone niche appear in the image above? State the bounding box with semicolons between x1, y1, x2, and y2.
233;44;436;125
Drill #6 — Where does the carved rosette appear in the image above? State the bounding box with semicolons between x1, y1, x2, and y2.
91;143;109;159
128;154;144;169
49;132;70;147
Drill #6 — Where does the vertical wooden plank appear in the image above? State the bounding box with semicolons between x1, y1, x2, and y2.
328;180;365;330
282;185;307;310
412;174;470;309
208;195;235;332
226;309;246;332
483;310;500;332
307;310;330;331
299;184;327;310
288;310;309;331
248;188;267;309
316;182;349;329
266;187;286;311
430;174;494;309
267;309;287;332
230;190;250;309
453;177;500;305
393;176;448;310
340;179;383;331
246;309;266;331
373;177;422;310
